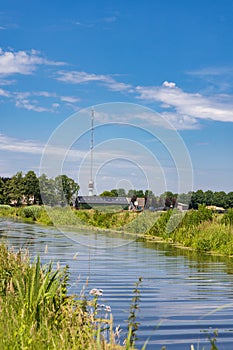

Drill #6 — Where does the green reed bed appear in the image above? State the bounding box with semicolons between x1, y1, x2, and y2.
148;206;233;255
0;204;53;225
2;204;233;256
0;205;143;232
0;244;127;350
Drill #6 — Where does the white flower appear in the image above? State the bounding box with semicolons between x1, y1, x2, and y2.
105;305;111;312
89;288;103;297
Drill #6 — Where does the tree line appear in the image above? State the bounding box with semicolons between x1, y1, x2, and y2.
0;171;79;206
100;188;233;210
1;171;233;210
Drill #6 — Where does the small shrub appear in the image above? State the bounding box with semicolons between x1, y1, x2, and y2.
221;208;233;226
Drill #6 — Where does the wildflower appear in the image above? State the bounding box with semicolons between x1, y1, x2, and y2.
105;305;111;312
89;288;103;297
98;304;111;312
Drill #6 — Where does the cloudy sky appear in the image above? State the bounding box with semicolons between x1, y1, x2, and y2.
1;0;233;194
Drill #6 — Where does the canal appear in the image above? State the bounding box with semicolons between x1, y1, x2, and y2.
1;218;233;349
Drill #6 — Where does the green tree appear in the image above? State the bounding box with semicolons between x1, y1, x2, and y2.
161;191;177;209
116;188;126;197
39;174;56;206
127;189;136;198
24;171;40;205
135;190;145;198
7;172;25;206
190;190;205;209
55;175;79;206
2;178;11;205
145;190;154;198
0;178;5;204
227;192;233;208
213;191;227;208
178;192;191;205
204;190;214;206
110;189;119;197
100;190;115;197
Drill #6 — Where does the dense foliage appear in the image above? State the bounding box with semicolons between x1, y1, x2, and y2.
100;188;233;210
148;206;233;255
0;171;79;207
1;170;233;212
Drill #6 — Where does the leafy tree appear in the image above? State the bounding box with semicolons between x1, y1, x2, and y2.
39;174;56;206
204;190;214;206
24;170;40;205
213;191;227;208
177;192;191;205
127;189;136;198
161;191;177;209
116;188;126;197
7;172;25;206
110;189;118;197
100;190;115;197
227;192;233;208
145;190;154;198
55;175;79;205
135;190;145;198
0;178;5;204
190;190;205;209
2;178;11;204
127;189;145;198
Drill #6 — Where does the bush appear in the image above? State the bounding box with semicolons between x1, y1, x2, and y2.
19;206;43;221
221;208;233;226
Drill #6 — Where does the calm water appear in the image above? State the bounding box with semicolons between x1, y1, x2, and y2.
1;218;233;350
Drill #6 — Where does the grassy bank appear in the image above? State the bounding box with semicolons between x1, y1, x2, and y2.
148;206;233;256
0;243;134;350
0;204;159;234
1;204;233;256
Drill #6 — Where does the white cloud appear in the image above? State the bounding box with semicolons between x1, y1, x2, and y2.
136;82;233;126
60;95;80;103
12;90;79;112
162;81;176;88
0;133;85;160
15;98;55;113
0;78;16;85
34;91;57;98
56;70;132;92
187;66;233;77
0;48;64;76
0;134;44;154
0;88;10;97
56;71;106;84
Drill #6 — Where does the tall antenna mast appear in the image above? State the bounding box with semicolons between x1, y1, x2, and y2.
88;107;94;196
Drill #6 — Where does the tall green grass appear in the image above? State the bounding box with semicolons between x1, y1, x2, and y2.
0;244;127;350
148;206;233;255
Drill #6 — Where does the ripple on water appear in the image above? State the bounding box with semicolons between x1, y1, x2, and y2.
1;219;233;349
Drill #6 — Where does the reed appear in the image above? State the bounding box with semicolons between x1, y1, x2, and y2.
148;206;233;255
0;244;128;350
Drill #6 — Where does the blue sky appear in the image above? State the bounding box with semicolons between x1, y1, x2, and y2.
0;0;233;194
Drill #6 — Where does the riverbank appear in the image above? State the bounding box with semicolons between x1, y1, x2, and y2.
1;204;233;256
0;242;134;350
146;205;233;256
